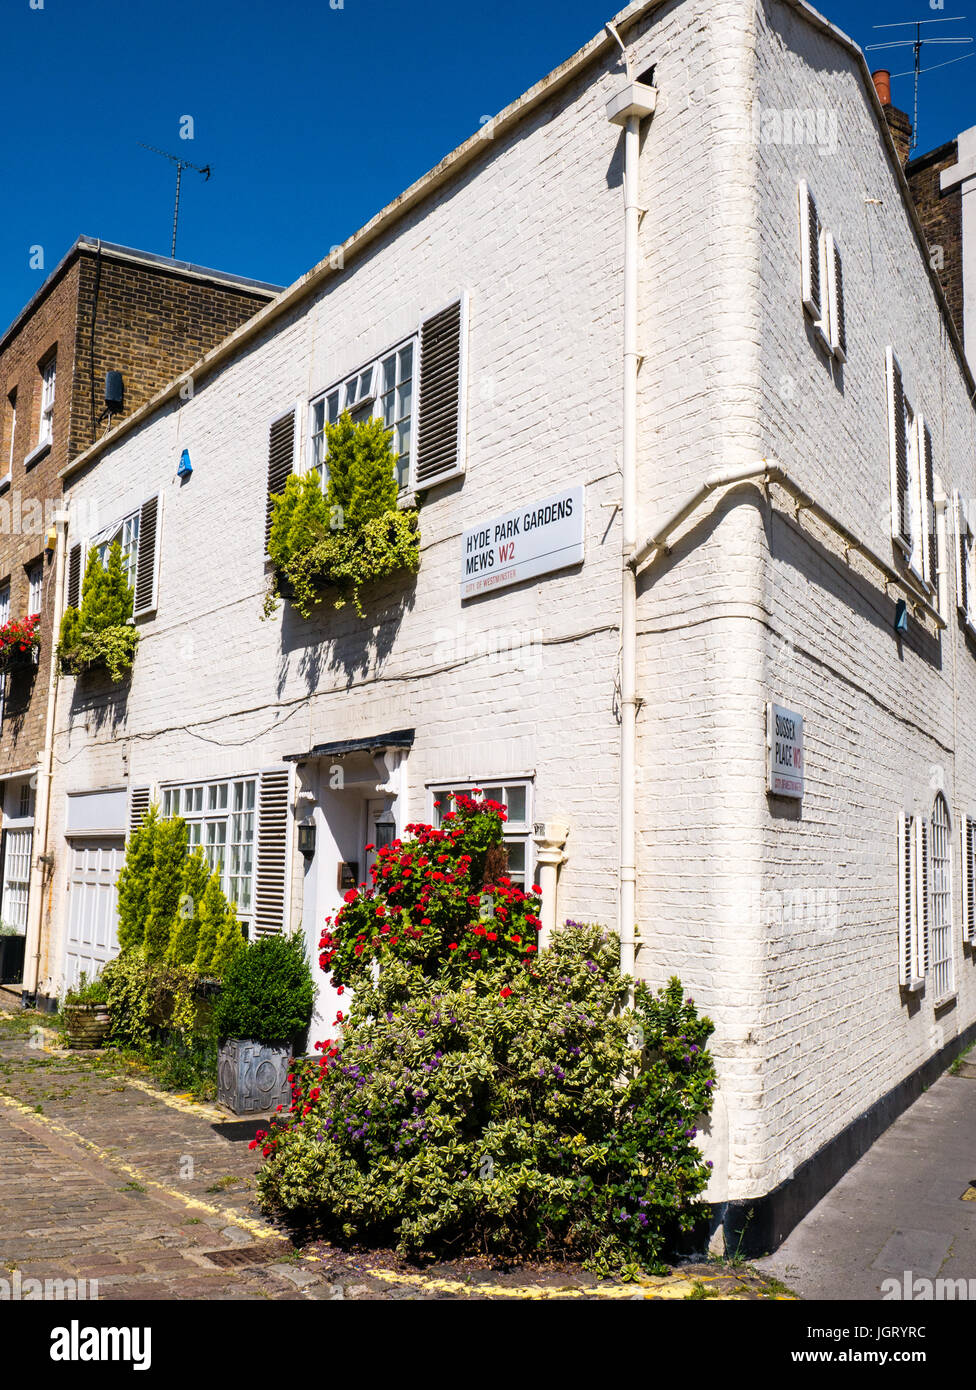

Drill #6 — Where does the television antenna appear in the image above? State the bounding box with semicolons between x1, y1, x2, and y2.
138;142;212;259
866;16;974;153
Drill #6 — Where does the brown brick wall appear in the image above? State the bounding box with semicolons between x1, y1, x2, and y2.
906;141;964;341
0;245;274;777
69;252;273;458
0;259;81;772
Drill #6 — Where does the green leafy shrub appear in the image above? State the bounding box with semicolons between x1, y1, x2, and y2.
100;948;199;1048
264;414;420;619
63;973;110;1007
58;541;138;682
213;933;314;1048
256;924;716;1273
254;794;717;1274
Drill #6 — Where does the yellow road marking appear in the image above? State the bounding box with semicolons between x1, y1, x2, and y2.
0;1089;278;1242
366;1266;752;1300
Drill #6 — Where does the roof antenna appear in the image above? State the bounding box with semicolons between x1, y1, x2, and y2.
138;142;212;259
866;15;973;153
605;20;633;80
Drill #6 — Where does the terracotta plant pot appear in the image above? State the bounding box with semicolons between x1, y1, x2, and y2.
63;1003;111;1049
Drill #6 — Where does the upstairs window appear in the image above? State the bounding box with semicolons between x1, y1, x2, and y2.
26;560;42;617
96;511;140;593
3;390;15;477
38;354;56;449
310;338;416;492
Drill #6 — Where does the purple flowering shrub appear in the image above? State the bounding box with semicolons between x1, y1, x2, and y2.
256;921;716;1273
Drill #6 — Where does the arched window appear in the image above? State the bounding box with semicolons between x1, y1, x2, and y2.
929;793;954;1002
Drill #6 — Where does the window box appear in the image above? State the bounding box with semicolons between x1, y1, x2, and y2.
0;616;40;672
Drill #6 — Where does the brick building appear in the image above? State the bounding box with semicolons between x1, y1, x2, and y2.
0;239;279;960
26;0;976;1255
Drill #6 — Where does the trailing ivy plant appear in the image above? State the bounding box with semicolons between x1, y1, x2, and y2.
264;413;420;620
57;540;138;682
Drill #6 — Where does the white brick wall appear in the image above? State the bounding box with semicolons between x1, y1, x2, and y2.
43;0;976;1208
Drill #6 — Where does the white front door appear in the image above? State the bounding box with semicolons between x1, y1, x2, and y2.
62;837;125;991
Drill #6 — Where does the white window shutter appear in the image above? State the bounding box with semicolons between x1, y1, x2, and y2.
798;181;822;321
886;348;911;555
825;231;847;361
133;494;162;619
128;786;151;839
266;408;297;552
898;811;914;986
954;490;968;619
916;817;931;980
411;291;469;490
963;818;975;946
254;768;291;936
65;542;83;611
916;416;936;590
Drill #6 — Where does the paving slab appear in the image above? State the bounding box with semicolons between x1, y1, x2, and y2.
755;1071;976;1300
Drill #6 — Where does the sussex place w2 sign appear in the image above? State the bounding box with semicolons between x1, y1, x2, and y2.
767;702;804;799
460;485;585;599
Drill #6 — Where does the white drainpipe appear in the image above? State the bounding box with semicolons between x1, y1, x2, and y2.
605;26;657;988
23;509;68;1004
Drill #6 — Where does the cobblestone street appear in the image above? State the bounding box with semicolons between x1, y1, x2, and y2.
0;1012;787;1302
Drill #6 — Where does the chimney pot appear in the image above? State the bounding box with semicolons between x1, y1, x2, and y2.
873;69;892;108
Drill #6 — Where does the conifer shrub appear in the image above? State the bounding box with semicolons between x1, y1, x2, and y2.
58;540;138;682
212;932;314;1048
264;413;420;619
114;808;245;978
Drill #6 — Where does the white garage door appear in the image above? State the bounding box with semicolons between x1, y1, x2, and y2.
62;837;125;992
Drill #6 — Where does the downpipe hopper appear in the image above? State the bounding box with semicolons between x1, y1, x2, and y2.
606;81;657;127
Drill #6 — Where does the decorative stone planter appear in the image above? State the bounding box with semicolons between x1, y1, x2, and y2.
217;1039;292;1115
0;934;25;985
63;1003;112;1049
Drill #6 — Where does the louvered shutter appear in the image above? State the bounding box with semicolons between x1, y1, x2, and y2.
917;817;931;979
266;409;296;551
133;494;161;619
826;231;847;361
254;768;291;936
954;490;969;621
128;786;151;839
917;417;937;591
898;811;914;986
66;543;82;611
964;819;976;945
412;293;468;489
886;348;911;553
798;181;822;321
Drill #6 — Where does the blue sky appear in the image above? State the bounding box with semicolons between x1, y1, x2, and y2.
1;0;974;330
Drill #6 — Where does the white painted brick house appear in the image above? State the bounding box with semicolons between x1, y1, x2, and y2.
33;0;976;1250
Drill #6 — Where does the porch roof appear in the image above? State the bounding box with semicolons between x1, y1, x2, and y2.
283;729;415;762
